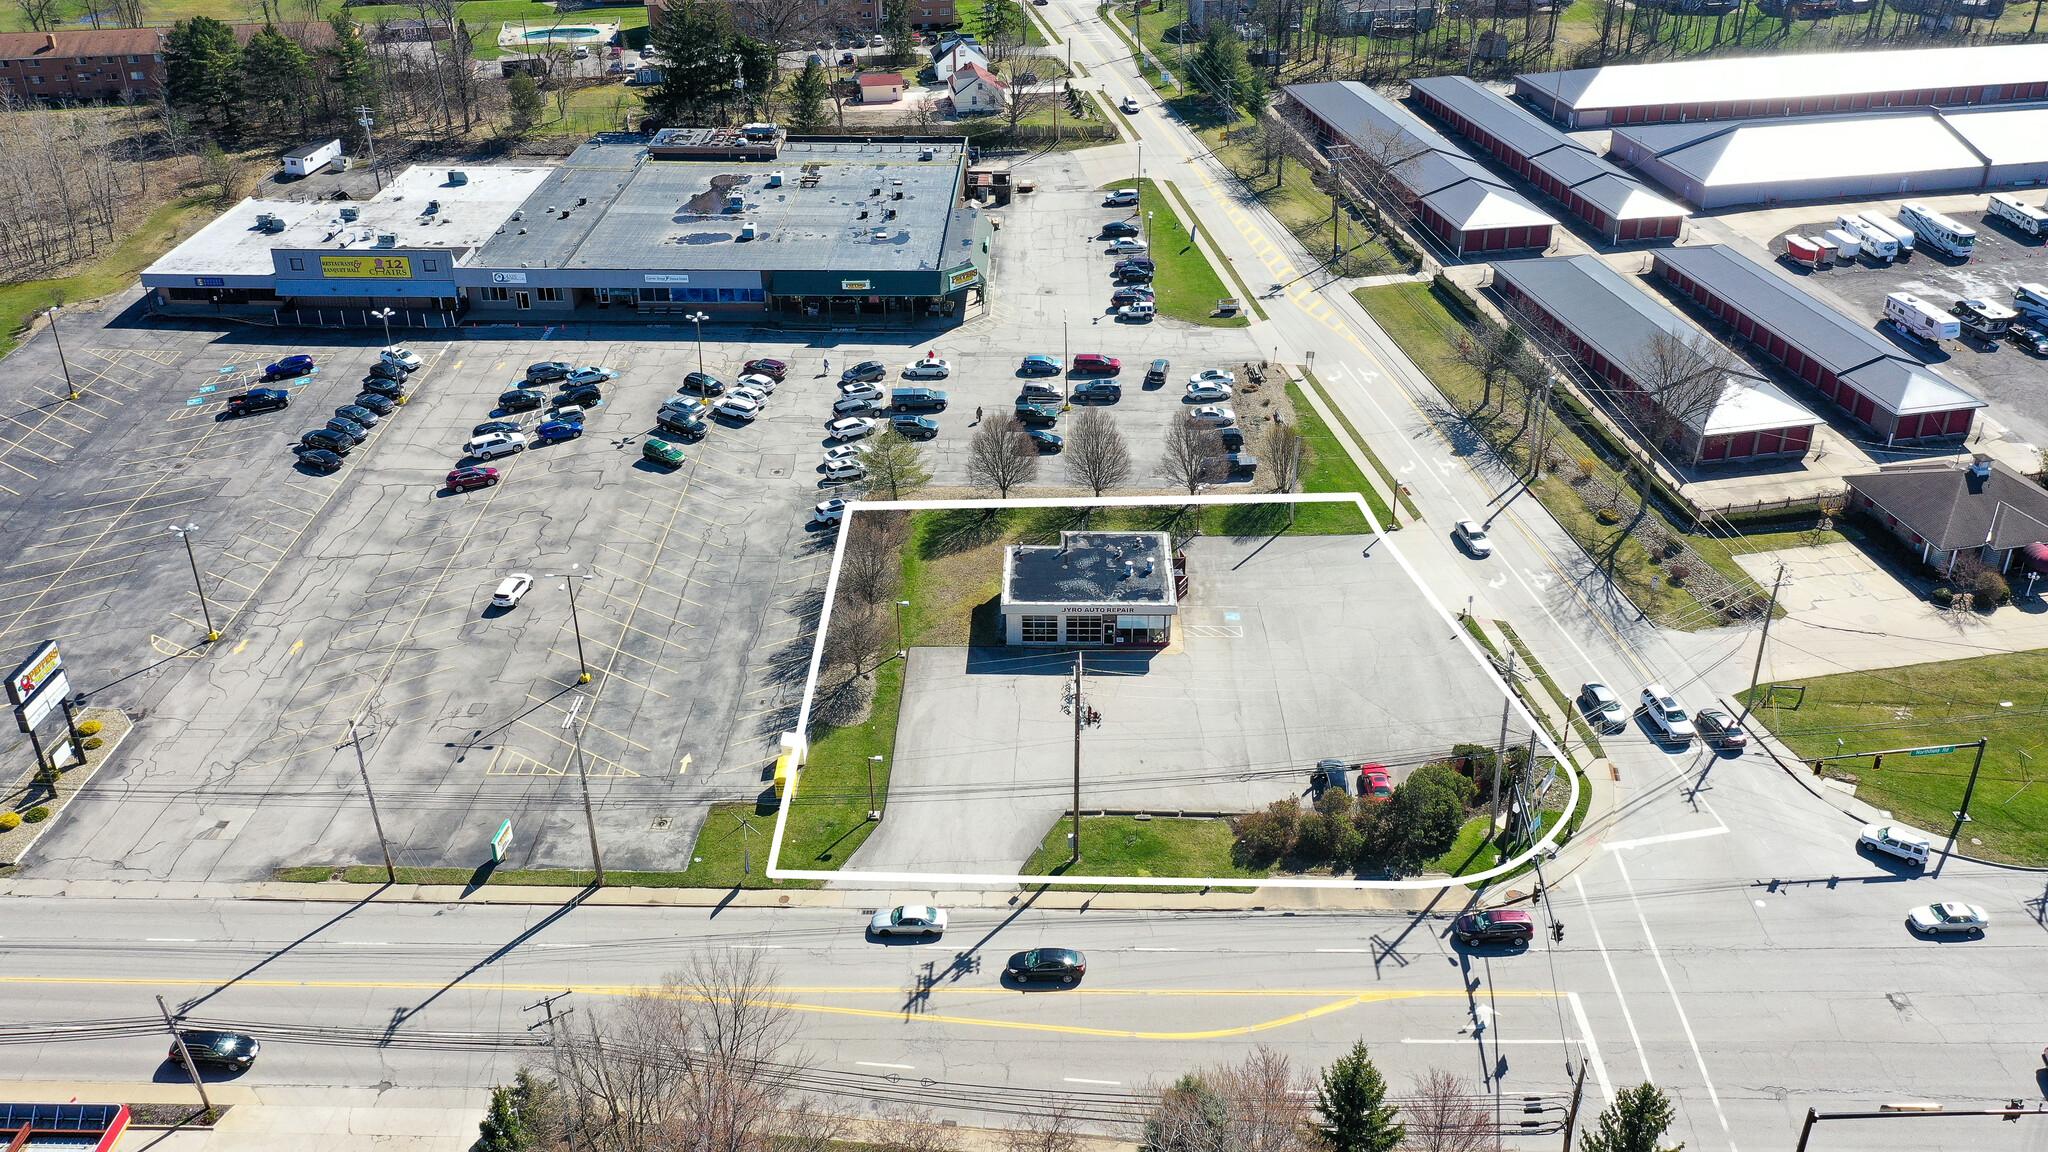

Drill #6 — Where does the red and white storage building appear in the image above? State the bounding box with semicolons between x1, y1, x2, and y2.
1652;245;1984;444
1492;255;1820;464
1409;76;1689;244
1282;81;1557;257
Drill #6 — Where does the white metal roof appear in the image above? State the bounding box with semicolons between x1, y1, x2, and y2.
1620;114;1983;189
1945;105;2048;166
1699;376;1820;437
1521;43;2048;113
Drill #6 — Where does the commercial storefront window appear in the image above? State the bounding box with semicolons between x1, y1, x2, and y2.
640;286;766;303
1115;615;1169;644
1020;616;1057;643
538;287;562;301
485;286;509;301
1064;615;1104;644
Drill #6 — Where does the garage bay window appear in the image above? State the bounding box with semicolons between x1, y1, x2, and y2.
1063;616;1104;644
1020;616;1058;643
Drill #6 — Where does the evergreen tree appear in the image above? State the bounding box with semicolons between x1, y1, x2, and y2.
164;16;245;131
1189;23;1251;116
1313;1042;1403;1152
643;0;775;129
506;72;544;135
323;13;377;122
882;0;915;67
241;24;314;132
1579;1083;1682;1152
474;1084;527;1152
787;59;830;131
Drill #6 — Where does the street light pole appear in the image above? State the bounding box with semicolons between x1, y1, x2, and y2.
348;717;399;883
867;754;883;820
547;566;597;684
48;296;79;401
564;692;605;885
370;306;395;349
685;310;710;376
894;598;910;658
1062;310;1070;405
169;523;220;642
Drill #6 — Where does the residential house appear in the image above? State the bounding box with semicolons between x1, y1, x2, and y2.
858;71;905;103
949;60;1007;113
1846;456;2048;576
933;40;990;84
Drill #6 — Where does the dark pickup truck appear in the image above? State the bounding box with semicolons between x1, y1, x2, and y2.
226;388;290;415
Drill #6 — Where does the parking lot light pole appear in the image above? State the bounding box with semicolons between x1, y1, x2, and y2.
686;311;710;376
169;524;220;642
370;306;395;350
867;755;883;820
1062;311;1070;405
894;599;910;657
48;296;79;401
547;566;597;684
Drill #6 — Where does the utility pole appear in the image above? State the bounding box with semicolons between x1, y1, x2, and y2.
157;995;213;1116
1559;1061;1588;1151
1064;652;1099;863
1953;736;1991;826
348;717;398;883
1527;374;1556;479
356;105;381;189
1734;563;1787;727
1491;647;1518;833
563;693;605;885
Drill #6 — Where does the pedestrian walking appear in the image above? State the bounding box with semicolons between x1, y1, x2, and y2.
975;405;983;423
822;357;830;377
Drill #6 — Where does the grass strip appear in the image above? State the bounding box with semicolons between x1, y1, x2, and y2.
1021;814;1263;892
2;196;217;358
1301;368;1421;522
1102;177;1247;328
1494;619;1605;760
1159;178;1268;322
1284;378;1394;527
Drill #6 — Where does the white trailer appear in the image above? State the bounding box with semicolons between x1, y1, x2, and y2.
1860;210;1915;255
2016;283;2048;323
1884;292;1961;343
1898;201;1976;258
1988;193;2048;237
1822;228;1863;261
1836;214;1899;261
281;138;343;177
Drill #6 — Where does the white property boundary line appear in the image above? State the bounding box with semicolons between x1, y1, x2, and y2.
766;491;1572;890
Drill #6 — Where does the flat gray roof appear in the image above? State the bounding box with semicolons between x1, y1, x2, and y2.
467;138;975;273
1005;532;1175;607
1516;43;2048;115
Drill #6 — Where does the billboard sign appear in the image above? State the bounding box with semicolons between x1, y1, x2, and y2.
319;255;413;279
15;669;68;733
948;266;980;290
6;642;62;706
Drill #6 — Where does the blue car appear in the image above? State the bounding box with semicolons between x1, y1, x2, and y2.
1020;354;1063;376
264;354;315;381
534;419;582;445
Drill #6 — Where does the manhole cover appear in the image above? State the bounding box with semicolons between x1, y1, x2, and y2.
759;453;793;479
651;817;673;831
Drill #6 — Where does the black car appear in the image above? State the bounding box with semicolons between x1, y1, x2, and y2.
324;416;368;443
334;404;380;428
1016;405;1059;427
171;1030;259;1070
360;376;407;399
1144;358;1170;386
558;383;604;407
841;360;888;384
301;428;354;455
1116;268;1155;284
525;360;574;383
474;419;523;437
1004;948;1087;984
366;361;404;382
890;414;939;439
1219;427;1246;452
1027;427;1064;452
296;447;345;473
680;372;728;396
498;388;546;411
353;392;397;415
1101;220;1141;237
1072;381;1121;403
1450;910;1535;947
656;411;709;439
2008;322;2048;356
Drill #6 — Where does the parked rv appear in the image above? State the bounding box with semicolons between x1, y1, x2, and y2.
1860;210;1915;255
1822;228;1862;261
1898;201;1976;258
1884;292;1961;343
1951;298;2016;340
1783;235;1827;269
1836;214;1899;261
1987;193;2048;237
2015;282;2048;323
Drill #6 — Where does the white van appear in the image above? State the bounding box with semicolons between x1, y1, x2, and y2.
2015;282;2048;323
1836;214;1899;261
1898;201;1976;258
1884;292;1960;342
1988;192;2048;237
1858;823;1930;867
1860;210;1915;255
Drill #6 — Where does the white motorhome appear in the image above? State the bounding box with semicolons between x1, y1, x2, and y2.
1988;192;2048;237
1860;210;1915;255
1950;298;2016;340
1884;292;1961;343
1836;214;1899;261
2015;282;2048;323
1822;228;1862;261
1898;201;1976;258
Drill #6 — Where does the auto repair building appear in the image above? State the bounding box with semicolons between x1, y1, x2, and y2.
1283;81;1557;257
1515;42;2048;128
1651;245;1984;444
1492;255;1820;464
1001;532;1179;647
1409;76;1688;244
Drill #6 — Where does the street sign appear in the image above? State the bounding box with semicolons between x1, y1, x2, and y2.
1910;746;1959;756
6;642;62;706
15;669;69;733
492;819;513;863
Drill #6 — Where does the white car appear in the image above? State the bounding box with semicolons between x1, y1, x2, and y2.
839;382;885;402
1107;238;1149;255
1859;823;1931;867
1120;95;1140;113
1453;519;1493;558
826;416;878;441
1638;685;1696;742
903;357;952;379
380;346;423;372
715;396;761;421
735;372;779;394
1578;682;1624;728
1190;405;1236;427
1185;382;1231;402
1907;902;1988;936
814;497;850;523
490;572;533;608
869;904;948;938
730;385;772;407
823;461;866;482
1190;369;1237;386
823;443;863;465
465;431;527;459
566;366;618;386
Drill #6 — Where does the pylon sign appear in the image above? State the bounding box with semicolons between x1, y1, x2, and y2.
6;642;61;706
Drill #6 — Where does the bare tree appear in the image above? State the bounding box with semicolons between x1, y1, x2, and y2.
108;0;149;28
836;514;904;608
1066;407;1132;496
881;1107;959;1152
1002;82;1059;137
1158;415;1225;495
821;603;890;679
1264;421;1308;497
662;949;805;1152
12;0;64;31
1210;1047;1314;1152
780;1098;856;1152
1447;317;1532;413
1005;1103;1084;1152
1617;327;1741;514
547;994;693;1152
1403;1069;1497;1152
966;413;1040;497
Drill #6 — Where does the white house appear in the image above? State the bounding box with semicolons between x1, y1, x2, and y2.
857;72;905;103
933;41;990;84
949;61;1008;113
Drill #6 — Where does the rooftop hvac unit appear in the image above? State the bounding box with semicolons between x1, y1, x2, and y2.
425;199;441;214
740;220;758;239
339;205;359;221
726;194;745;212
767;171;783;187
376;232;398;247
265;215;286;232
447;170;468;184
254;213;276;229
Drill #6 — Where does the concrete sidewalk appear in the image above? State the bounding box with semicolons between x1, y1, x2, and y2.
11;1082;484;1152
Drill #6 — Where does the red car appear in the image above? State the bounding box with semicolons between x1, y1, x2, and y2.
1072;354;1121;374
446;466;500;492
1360;764;1392;801
742;358;789;381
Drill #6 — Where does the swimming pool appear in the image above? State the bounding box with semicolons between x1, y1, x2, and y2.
520;26;601;38
495;20;618;48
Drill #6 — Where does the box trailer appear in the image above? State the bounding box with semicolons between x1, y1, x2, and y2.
1987;193;2048;237
1822;228;1863;261
281;138;342;177
1860;210;1915;255
1836;214;1900;261
1897;201;1976;258
1884;292;1961;343
1783;235;1828;268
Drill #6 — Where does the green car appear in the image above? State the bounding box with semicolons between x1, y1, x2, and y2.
642;437;686;468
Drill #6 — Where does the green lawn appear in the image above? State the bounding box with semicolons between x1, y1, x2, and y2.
769;657;907;872
684;802;823;888
534;84;644;136
1285;378;1395;529
1196;123;1411;281
276;865;708;887
1424;814;1499;876
2;195;217;359
1102;177;1247;327
344;1;648;61
1021;814;1265;890
1745;651;2048;866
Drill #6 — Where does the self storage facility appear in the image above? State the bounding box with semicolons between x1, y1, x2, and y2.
1409;76;1688;244
1651;245;1984;444
1515;42;2048;128
1492;255;1819;464
1283;81;1557;256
